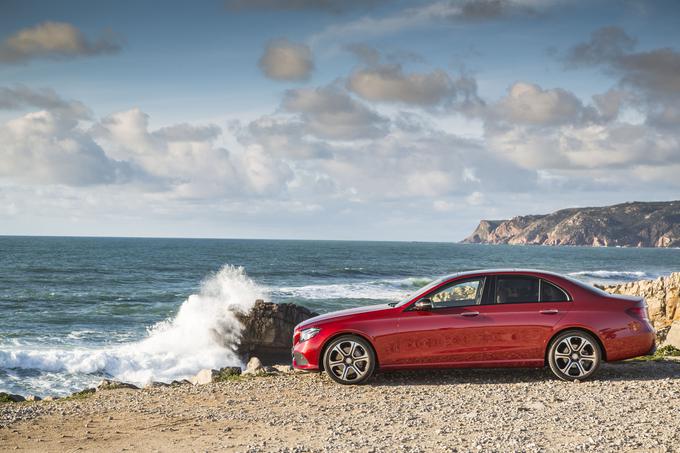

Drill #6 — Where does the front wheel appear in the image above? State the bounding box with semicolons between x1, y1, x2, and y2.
548;330;602;381
323;335;376;385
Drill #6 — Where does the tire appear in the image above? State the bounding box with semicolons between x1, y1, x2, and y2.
323;335;376;385
548;330;602;381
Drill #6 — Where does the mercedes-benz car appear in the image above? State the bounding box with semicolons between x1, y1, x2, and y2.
292;269;655;384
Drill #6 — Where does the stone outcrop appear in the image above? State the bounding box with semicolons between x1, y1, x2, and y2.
462;200;680;247
599;273;680;329
236;300;317;363
96;379;139;391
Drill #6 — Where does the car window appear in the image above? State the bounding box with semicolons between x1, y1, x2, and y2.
429;278;485;309
540;280;570;302
496;276;539;304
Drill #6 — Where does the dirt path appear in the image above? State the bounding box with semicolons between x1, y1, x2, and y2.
2;361;680;452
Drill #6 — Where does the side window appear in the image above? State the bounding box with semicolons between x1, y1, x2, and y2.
496;276;539;304
540;280;570;302
429;278;485;309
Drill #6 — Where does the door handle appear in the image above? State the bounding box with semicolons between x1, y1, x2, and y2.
461;311;480;317
540;309;559;314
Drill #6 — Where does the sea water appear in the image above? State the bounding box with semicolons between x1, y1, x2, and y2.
1;236;678;396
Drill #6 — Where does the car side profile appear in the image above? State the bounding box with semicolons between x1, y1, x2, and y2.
292;269;656;384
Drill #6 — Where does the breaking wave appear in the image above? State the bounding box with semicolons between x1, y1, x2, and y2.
0;265;264;392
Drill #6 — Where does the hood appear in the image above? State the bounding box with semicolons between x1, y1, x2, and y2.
296;303;391;329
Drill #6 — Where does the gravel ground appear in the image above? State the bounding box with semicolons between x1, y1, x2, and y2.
1;360;679;452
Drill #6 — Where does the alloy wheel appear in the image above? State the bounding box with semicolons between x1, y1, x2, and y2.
325;338;373;384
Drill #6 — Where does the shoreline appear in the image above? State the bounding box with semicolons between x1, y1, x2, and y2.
2;362;680;452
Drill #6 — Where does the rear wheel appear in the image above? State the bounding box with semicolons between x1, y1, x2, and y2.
548;330;602;381
323;335;376;385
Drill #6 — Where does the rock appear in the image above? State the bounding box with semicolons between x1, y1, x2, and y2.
0;392;25;403
42;396;59;402
236;300;317;364
25;395;41;402
662;321;680;348
462;200;680;247
96;379;139;391
144;381;170;389
190;369;219;385
170;379;192;387
600;273;680;329
242;357;264;375
272;364;293;373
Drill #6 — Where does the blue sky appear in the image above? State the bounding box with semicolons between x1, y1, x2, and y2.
1;0;679;240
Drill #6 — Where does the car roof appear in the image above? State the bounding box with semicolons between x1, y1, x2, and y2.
440;269;566;281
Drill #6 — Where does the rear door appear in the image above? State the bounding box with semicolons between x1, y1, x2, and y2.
471;275;571;364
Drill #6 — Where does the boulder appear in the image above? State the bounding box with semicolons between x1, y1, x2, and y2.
42;396;59;402
236;300;317;364
25;395;41;402
190;369;219;385
96;379;139;391
242;357;264;376
663;321;680;349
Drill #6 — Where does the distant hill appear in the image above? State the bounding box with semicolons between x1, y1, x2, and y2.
462;201;680;248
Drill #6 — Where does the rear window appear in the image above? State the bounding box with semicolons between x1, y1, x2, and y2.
496;276;539;304
540;280;570;302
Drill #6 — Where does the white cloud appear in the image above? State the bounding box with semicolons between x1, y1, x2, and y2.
0;109;134;186
258;38;313;81
282;85;389;140
0;21;122;64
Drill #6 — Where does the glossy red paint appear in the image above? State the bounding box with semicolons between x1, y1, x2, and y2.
292;270;655;374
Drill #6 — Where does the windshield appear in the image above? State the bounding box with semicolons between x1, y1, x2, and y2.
392;276;448;308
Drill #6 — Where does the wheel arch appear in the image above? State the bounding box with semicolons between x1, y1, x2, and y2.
545;327;608;364
318;331;379;372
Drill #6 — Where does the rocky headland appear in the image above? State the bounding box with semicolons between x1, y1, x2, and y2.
462;200;679;247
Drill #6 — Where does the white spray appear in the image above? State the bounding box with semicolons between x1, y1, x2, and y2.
0;265;265;390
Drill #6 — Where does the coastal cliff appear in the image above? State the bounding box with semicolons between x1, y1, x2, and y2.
462;201;679;247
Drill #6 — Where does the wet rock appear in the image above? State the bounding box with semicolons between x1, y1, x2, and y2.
96;379;139;391
236;300;317;363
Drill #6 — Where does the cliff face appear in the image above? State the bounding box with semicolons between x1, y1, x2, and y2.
599;272;680;329
462;201;680;247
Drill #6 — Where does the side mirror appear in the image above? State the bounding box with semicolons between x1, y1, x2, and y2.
414;298;433;311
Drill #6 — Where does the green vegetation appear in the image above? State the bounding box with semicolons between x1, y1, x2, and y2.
631;344;680;362
0;392;15;403
214;368;243;382
60;388;95;401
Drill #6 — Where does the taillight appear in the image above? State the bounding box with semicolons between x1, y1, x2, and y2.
626;306;649;321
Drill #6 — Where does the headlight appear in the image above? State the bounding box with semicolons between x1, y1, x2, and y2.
299;327;321;342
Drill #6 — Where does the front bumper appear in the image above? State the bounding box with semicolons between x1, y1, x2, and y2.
291;333;324;371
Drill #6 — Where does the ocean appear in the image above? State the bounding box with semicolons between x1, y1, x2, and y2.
1;236;678;396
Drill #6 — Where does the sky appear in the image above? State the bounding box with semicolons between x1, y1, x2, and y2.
1;0;679;241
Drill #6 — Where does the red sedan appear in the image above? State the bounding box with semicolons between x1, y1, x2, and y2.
292;269;656;384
